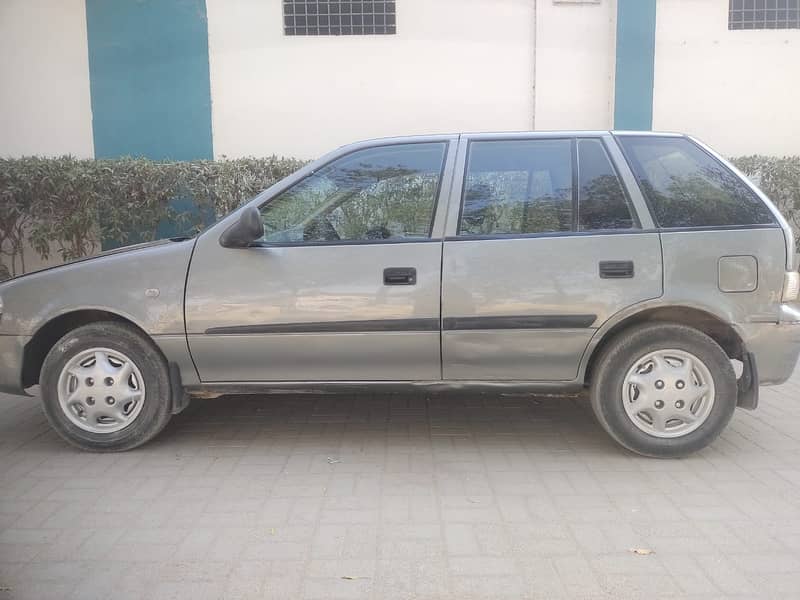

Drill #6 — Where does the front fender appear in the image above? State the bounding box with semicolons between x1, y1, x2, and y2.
0;239;196;337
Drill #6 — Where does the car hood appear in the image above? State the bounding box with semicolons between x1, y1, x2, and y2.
0;235;197;337
0;237;191;284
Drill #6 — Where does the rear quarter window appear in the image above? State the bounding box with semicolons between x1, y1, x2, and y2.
618;136;775;228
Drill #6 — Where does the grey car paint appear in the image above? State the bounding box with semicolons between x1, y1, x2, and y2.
0;131;798;399
659;228;796;384
0;238;193;336
184;136;459;382
0;239;197;392
718;255;758;293
440;132;663;381
441;232;663;380
186;241;444;381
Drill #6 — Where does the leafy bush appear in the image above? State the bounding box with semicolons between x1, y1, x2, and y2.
0;153;797;279
731;155;800;245
0;155;305;277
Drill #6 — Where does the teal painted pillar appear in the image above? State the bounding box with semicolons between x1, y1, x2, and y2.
613;0;657;130
84;0;215;247
85;0;213;160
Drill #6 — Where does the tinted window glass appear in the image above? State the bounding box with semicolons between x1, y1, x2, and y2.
260;142;446;243
459;139;573;236
577;139;634;230
619;136;774;228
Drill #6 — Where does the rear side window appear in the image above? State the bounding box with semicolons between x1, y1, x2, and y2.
459;139;573;236
618;136;775;228
458;138;636;236
577;139;635;231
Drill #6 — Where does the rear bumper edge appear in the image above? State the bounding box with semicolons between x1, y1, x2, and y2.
739;319;800;386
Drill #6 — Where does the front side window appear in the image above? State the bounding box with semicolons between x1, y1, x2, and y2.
618;136;775;228
260;142;446;244
459;139;573;236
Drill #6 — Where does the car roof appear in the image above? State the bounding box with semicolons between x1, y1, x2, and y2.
342;130;686;148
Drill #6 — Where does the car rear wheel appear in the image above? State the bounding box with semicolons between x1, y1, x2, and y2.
40;322;172;451
590;323;737;458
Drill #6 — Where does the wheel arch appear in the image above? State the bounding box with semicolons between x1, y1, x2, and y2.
581;304;745;386
22;309;153;389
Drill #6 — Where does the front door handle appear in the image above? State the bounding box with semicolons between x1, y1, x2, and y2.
384;267;417;285
599;260;634;278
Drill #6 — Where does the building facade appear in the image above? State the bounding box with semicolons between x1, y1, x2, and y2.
1;0;799;161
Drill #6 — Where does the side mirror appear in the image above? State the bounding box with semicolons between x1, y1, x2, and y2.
219;206;264;248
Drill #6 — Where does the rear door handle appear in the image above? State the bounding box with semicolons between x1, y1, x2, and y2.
383;267;417;285
599;260;634;278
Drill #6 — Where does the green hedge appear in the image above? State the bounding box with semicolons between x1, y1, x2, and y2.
0;154;798;279
0;156;306;278
731;155;800;244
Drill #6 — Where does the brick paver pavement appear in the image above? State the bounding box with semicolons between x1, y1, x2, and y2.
1;370;799;599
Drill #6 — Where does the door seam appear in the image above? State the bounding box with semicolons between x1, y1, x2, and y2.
438;134;462;381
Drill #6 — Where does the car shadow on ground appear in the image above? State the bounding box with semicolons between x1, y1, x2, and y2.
142;390;634;462
2;385;797;466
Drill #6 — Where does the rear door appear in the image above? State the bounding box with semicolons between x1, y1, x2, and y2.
441;133;663;381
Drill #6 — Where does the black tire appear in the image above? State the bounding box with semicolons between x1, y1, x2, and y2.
590;323;737;458
40;322;172;452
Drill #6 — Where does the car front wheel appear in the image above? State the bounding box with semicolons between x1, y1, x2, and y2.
40;322;172;451
590;323;737;458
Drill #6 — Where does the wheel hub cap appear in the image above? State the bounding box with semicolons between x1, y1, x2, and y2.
622;349;715;439
57;348;145;434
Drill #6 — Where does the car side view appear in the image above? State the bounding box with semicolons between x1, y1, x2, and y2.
1;131;798;457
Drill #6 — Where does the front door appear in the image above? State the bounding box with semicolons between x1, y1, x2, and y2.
185;138;455;382
441;134;663;380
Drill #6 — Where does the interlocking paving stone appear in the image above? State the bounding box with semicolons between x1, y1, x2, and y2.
0;368;798;599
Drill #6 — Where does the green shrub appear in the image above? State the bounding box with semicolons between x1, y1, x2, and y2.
731;155;800;245
0;155;305;277
0;153;797;278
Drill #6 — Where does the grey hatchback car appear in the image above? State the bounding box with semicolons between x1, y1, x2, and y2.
1;131;799;457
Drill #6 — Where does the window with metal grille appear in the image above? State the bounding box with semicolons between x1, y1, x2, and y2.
283;1;396;36
729;0;800;30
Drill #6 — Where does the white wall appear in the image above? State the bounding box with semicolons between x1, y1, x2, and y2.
2;0;796;162
653;0;800;156
206;0;536;159
534;0;617;131
0;0;94;158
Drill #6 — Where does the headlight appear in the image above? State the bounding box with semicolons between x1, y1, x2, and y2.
783;272;800;302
